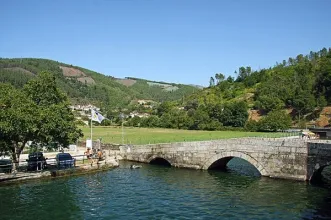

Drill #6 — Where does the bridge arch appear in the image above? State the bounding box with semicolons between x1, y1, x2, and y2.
202;151;268;176
147;155;172;166
310;161;331;183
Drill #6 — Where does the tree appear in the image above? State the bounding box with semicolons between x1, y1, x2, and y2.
255;95;284;113
127;116;141;127
209;77;215;87
0;84;38;170
220;101;248;127
24;71;83;147
157;101;175;117
215;73;225;84
259;110;291;131
236;66;249;82
292;92;316;122
159;113;174;128
140;115;160;127
0;72;83;170
245;120;260;132
189;107;210;130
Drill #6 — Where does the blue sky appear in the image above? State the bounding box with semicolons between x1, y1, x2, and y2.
1;0;331;86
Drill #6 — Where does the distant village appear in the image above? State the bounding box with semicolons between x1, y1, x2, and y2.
69;99;154;125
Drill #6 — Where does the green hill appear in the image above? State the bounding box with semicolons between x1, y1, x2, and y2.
0;58;201;110
180;47;331;129
125;47;331;131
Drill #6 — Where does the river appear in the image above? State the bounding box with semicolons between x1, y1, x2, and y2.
0;159;330;220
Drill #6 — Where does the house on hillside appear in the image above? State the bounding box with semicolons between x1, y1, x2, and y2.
129;111;150;118
137;99;154;105
69;104;100;112
136;99;155;109
69;104;101;124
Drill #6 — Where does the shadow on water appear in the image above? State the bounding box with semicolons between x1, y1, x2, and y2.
206;157;262;191
310;165;331;189
209;157;261;177
149;157;171;167
305;190;331;219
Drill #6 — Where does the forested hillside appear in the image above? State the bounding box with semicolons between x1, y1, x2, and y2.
0;58;200;110
2;48;331;132
127;47;331;131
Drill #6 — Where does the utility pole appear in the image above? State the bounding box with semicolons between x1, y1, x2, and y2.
120;113;124;145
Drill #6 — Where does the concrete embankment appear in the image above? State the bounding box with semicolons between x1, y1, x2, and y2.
0;158;119;185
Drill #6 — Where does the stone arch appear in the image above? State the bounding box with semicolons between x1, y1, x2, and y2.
202;151;268;176
147;155;172;166
310;161;331;183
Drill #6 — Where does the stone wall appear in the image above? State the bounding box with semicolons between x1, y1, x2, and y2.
102;143;122;160
77;140;102;149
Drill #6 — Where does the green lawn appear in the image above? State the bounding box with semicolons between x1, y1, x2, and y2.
80;126;296;145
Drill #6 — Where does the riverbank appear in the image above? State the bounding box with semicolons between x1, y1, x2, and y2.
0;158;119;185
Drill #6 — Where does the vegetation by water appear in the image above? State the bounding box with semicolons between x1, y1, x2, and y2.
80;126;289;144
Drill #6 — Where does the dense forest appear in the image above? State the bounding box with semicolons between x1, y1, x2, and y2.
125;47;331;131
0;58;200;111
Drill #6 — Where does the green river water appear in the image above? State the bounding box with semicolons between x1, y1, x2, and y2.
0;159;330;220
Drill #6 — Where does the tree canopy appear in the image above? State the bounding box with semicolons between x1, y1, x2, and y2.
0;71;83;169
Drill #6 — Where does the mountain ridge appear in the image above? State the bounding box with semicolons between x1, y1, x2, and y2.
0;58;201;111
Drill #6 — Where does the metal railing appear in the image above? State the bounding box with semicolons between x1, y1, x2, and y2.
1;151;108;174
0;163;13;173
15;154;90;172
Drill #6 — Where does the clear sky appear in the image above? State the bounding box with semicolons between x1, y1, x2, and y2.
1;0;331;86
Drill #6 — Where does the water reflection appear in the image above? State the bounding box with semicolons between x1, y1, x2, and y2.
0;160;330;220
0;179;82;220
227;157;261;177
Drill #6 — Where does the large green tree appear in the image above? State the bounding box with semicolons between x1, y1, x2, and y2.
220;101;248;127
255;95;284;113
0;72;83;170
259;110;292;131
0;84;38;169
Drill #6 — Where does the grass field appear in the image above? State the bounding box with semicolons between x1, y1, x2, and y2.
80;126;296;145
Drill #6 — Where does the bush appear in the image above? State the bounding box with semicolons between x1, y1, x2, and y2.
258;110;291;131
245;120;260;132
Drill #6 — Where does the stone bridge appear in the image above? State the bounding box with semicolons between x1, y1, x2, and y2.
116;138;331;182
